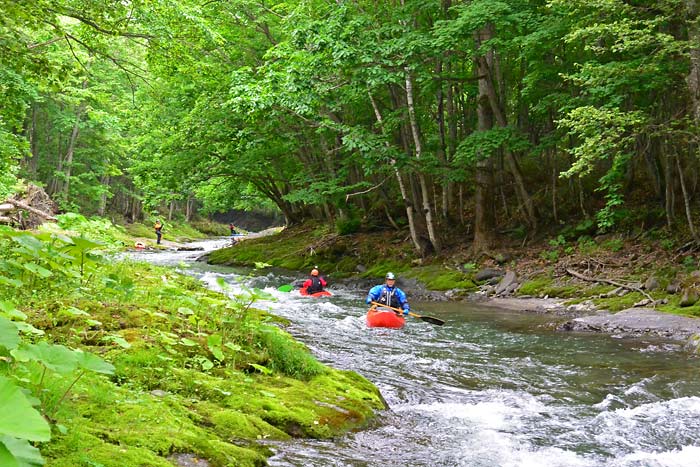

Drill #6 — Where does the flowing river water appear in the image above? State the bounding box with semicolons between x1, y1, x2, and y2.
136;239;700;467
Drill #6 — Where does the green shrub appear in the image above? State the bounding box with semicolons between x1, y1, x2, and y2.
335;218;361;235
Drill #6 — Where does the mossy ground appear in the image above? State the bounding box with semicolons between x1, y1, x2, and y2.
1;229;384;467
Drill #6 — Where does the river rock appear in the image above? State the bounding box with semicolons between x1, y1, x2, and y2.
560;308;700;340
666;281;681;294
168;453;210;467
685;334;700;354
679;288;699;307
643;276;660;291
495;271;518;296
475;268;504;282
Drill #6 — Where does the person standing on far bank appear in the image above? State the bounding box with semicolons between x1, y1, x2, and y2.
154;220;163;245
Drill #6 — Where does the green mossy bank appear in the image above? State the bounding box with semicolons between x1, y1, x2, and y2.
208;224;700;318
0;225;384;467
208;224;479;293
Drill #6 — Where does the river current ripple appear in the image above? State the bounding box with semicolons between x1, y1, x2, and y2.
135;240;700;467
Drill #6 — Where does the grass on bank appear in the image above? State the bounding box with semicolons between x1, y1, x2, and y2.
0;226;384;467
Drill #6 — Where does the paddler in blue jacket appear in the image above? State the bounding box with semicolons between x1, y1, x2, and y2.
365;272;410;316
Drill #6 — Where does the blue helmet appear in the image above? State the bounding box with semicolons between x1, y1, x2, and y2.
385;272;395;280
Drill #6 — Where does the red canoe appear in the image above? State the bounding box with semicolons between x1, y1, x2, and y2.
366;307;405;329
299;287;332;297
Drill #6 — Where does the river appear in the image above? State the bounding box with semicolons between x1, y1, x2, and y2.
136;239;700;467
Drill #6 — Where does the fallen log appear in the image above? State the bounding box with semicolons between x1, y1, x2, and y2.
565;268;655;305
0;203;13;212
0;216;12;224
6;199;57;221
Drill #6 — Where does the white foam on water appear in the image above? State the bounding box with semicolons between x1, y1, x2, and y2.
592;397;700;455
612;445;700;467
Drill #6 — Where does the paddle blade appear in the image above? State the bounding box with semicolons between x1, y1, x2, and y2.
418;315;444;326
277;284;294;292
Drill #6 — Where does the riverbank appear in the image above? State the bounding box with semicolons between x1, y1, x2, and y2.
206;223;700;344
0;227;386;467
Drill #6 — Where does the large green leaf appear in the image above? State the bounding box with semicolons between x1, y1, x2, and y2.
0;442;20;467
74;350;115;375
11;342;78;375
0;301;27;320
9;235;43;255
0;317;20;351
0;377;51;442
22;264;52;279
0;276;23;288
0;436;44;467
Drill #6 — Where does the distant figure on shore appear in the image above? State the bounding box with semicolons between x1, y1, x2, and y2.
154;220;163;244
229;223;237;235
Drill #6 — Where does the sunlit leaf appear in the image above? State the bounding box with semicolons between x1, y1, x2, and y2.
0;441;20;467
74;350;115;375
0;376;51;441
13;323;44;336
102;335;131;349
0;301;26;321
22;264;52;278
11;342;78;375
249;363;272;375
62;307;88;317
0;276;23;288
0;317;20;351
207;334;224;361
0;436;45;466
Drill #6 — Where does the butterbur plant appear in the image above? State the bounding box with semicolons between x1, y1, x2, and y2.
0;305;115;466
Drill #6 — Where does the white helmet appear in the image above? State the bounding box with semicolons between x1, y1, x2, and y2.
385;272;395;280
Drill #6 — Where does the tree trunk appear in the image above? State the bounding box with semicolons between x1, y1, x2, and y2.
61;106;84;197
676;153;699;242
368;90;426;255
185;194;195;221
473;25;497;252
405;67;441;253
663;141;674;229
480;55;537;229
687;0;700;122
435;58;449;221
98;175;109;216
62;80;88;198
24;104;39;177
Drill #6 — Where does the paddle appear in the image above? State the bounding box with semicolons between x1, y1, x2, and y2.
278;280;305;292
370;301;444;326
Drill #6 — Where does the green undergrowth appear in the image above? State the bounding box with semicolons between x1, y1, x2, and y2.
406;265;477;291
208;223;462;286
123;218;211;243
0;228;384;466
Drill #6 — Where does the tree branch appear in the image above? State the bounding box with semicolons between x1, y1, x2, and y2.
565;268;654;304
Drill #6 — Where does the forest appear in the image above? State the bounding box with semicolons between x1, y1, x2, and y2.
3;2;700;465
1;0;698;256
